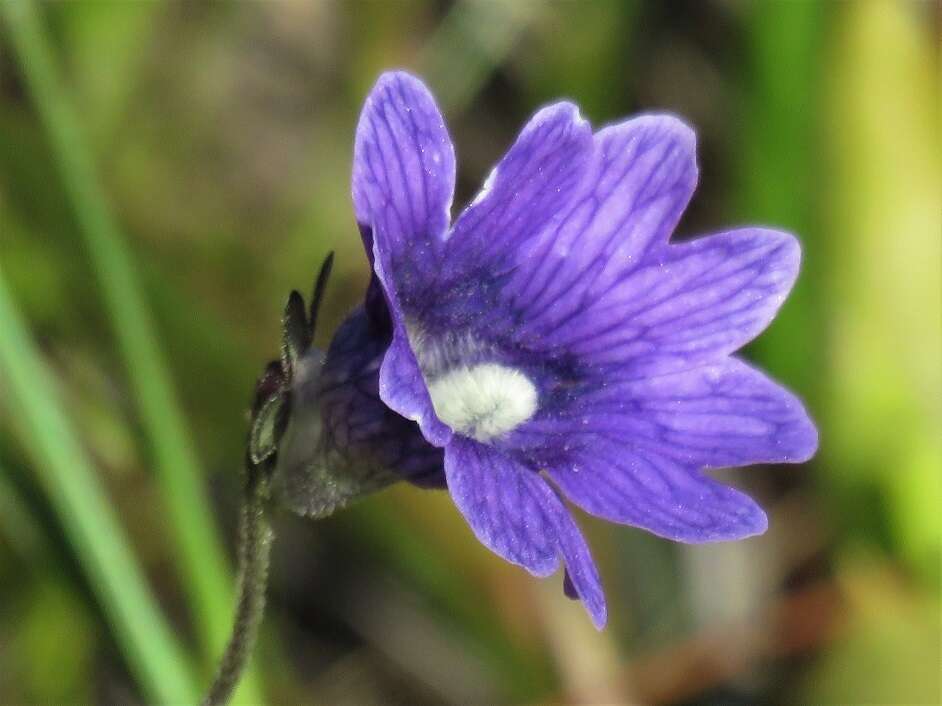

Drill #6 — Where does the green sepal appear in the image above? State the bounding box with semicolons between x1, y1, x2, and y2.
249;393;287;466
271;451;398;521
281;290;310;376
308;251;334;333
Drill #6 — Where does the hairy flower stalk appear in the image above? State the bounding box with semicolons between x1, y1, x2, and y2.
201;466;272;706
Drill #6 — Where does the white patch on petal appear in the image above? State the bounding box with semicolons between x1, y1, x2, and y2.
427;363;537;442
405;322;537;440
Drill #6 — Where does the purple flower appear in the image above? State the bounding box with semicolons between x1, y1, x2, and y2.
350;71;818;628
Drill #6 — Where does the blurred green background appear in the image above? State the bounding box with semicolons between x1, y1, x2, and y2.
1;1;939;704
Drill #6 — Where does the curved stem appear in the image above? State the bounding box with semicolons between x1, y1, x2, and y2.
202;472;274;706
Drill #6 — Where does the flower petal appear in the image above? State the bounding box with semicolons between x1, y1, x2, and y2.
350;73;458;446
603;357;819;468
531;228;802;375
446;102;593;269
395;101;595;358
445;439;559;575
506;358;808;542
505;115;698;340
546;443;768;543
366;214;454;447
352;71;455;275
511;356;815;468
445;438;606;626
378;322;454;447
554;506;607;629
409;114;695;352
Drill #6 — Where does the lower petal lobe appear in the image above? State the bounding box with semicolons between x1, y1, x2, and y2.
605;357;818;468
414;114;699;360
507;357;816;542
552;503;606;628
445;438;606;626
445;438;560;575
405;101;595;339
547;442;768;543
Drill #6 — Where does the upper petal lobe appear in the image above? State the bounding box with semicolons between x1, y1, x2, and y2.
352;71;456;275
352;72;458;444
445;102;593;274
506;115;698;343
405;100;596;344
569;228;804;374
377;321;455;447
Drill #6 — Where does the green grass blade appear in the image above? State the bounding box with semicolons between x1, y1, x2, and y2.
0;266;197;705
418;0;538;113
734;0;824;399
0;2;262;702
0;460;50;561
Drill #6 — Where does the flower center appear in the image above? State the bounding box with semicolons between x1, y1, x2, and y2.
427;362;537;442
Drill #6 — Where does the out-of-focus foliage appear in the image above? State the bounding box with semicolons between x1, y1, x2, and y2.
823;0;940;583
0;1;938;704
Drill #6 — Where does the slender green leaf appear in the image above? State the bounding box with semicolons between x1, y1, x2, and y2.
0;265;197;704
735;1;825;399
